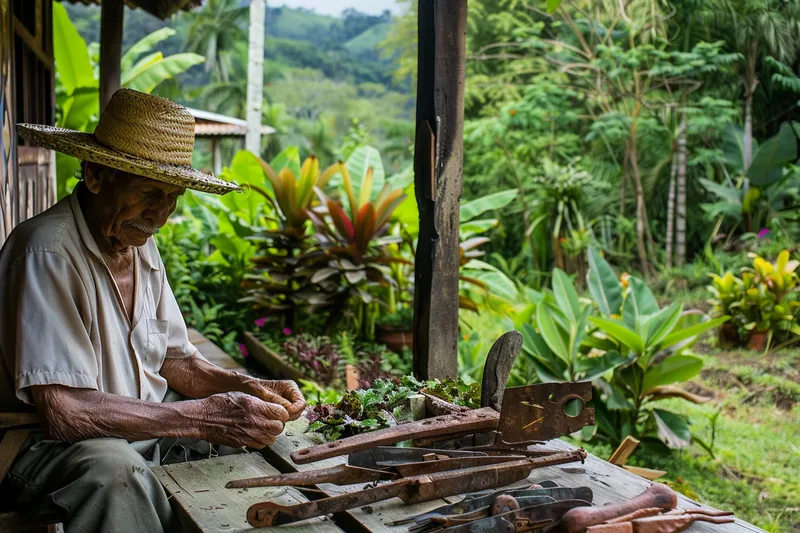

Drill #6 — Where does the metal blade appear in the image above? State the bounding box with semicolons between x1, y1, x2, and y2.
393;455;527;477
387;486;593;526
437;500;592;533
348;446;488;469
481;331;523;411
498;381;595;444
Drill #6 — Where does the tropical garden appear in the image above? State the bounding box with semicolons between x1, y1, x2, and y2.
55;0;799;530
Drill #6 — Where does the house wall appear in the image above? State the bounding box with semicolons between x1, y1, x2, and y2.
1;0;55;245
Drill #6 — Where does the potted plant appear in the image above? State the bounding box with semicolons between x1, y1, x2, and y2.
376;307;414;353
708;250;800;352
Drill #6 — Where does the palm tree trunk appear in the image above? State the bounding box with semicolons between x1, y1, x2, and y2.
245;0;265;155
676;112;688;266
627;139;650;278
665;152;677;269
743;44;759;169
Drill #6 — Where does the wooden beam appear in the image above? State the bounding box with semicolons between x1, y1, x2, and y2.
412;0;468;380
13;17;53;70
99;0;123;113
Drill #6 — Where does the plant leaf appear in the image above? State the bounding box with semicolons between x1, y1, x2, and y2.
747;122;797;186
652;409;691;449
552;268;581;324
655;316;729;352
587;247;623;316
588;316;645;354
459;189;518;222
642;354;703;392
536;303;570;363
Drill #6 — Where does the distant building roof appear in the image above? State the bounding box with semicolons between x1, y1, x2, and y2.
63;0;201;19
187;108;276;138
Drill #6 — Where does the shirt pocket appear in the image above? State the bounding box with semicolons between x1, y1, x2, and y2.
144;318;169;368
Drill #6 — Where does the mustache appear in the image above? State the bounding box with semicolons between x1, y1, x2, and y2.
123;220;160;234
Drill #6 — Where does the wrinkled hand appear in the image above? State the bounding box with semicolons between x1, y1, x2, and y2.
200;392;288;449
243;379;306;421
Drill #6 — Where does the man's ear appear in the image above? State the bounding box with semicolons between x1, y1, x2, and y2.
83;162;103;194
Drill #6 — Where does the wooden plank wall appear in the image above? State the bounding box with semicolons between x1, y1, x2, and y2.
1;0;55;245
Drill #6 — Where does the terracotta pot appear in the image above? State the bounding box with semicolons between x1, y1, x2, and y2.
375;325;413;354
717;323;739;348
747;330;769;352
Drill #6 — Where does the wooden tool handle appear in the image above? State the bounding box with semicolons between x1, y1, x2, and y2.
226;464;392;488
560;484;678;533
247;478;413;527
290;407;499;465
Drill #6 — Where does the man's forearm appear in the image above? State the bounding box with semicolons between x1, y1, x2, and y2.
31;385;207;443
161;353;256;399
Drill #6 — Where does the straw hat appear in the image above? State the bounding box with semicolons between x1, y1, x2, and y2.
16;89;241;195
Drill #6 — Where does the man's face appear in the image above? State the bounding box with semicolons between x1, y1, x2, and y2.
86;164;185;250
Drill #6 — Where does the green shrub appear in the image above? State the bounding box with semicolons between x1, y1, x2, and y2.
707;250;800;349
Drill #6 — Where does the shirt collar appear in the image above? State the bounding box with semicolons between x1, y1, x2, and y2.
69;186;161;271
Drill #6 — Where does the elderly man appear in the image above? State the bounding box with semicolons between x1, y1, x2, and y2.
0;89;305;532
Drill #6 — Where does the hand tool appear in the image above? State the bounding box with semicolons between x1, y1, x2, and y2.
348;446;489;469
438;500;593;533
556;484;678;533
246;449;587;527
408;496;558;532
585;508;735;533
225;464;396;489
388;486;592;527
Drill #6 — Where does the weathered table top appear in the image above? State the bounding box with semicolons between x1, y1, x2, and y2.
156;419;765;533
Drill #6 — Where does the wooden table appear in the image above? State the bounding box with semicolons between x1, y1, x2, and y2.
156;419;765;533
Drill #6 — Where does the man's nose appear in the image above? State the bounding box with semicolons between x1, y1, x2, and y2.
147;195;175;225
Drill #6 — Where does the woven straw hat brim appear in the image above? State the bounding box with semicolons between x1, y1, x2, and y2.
17;124;242;195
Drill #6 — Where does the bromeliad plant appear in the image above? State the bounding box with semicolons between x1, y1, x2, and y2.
585;248;728;448
242;149;343;330
306;160;409;333
707;250;800;349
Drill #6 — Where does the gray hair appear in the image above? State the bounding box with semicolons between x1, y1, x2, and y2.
78;160;118;184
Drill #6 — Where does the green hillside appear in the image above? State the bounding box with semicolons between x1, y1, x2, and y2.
344;22;391;60
267;7;338;43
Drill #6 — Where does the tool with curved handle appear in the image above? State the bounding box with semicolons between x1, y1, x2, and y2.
559;484;678;533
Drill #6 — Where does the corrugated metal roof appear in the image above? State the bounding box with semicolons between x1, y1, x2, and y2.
188;108;276;138
63;0;201;19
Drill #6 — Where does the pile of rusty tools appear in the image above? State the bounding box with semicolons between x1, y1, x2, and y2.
389;483;734;533
232;332;605;527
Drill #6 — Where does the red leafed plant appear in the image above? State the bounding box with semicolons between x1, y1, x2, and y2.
306;164;410;323
309;164;406;261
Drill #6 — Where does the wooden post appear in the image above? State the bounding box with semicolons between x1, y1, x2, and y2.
412;0;467;380
245;0;265;155
211;138;222;176
99;0;123;113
